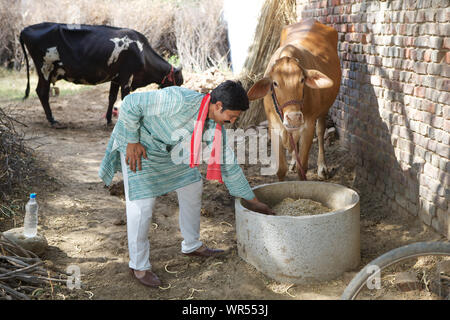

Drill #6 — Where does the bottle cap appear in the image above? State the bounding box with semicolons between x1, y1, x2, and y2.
30;193;36;199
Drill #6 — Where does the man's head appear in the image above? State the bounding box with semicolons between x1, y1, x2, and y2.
208;80;249;125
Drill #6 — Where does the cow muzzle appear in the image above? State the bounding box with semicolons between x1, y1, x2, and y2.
270;83;305;131
283;111;304;131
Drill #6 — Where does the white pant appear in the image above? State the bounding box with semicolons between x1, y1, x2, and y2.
120;153;203;271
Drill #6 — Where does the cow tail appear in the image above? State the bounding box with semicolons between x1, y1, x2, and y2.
19;32;30;99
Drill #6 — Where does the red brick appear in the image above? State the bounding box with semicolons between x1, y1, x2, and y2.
436;79;448;91
398;24;407;35
416;10;425;23
423;50;432;62
405;48;411;59
361;34;367;44
403;84;414;95
414;86;426;98
436;142;450;158
444;38;450;50
423;102;436;113
404;37;415;46
443;120;450;132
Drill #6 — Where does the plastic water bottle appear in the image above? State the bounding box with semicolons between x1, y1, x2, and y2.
23;193;39;238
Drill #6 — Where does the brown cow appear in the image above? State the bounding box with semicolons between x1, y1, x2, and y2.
247;19;341;181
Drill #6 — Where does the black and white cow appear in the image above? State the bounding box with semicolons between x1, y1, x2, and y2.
20;22;183;128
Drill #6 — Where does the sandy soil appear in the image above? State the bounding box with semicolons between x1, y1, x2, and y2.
4;80;447;300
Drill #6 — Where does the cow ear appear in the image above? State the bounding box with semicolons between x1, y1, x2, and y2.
304;69;333;89
247;78;272;101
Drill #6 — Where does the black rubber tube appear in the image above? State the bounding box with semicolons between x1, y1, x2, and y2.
341;241;450;300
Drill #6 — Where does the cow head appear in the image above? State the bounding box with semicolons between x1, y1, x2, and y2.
160;66;183;88
247;56;333;131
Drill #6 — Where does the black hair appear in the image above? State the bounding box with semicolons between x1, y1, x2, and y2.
210;80;249;112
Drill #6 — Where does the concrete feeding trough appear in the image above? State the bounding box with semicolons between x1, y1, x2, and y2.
235;181;360;284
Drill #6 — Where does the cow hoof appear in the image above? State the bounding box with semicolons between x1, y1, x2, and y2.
105;122;115;130
289;161;297;172
317;167;329;180
51;87;60;97
51;121;67;129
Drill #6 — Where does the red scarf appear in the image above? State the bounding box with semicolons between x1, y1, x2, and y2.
190;94;223;183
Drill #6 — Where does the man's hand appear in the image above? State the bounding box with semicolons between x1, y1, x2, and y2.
126;143;148;172
244;197;276;215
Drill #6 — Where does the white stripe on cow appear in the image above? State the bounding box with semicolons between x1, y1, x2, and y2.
51;68;66;84
107;36;144;66
41;47;60;81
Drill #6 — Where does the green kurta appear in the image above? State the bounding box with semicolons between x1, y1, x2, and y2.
98;86;255;201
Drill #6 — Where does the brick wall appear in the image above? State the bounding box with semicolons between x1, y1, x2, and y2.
296;0;449;238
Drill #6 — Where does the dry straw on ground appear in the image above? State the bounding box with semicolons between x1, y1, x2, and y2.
236;0;297;129
0;107;35;201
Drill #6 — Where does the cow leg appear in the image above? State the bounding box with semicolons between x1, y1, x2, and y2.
297;120;316;180
289;132;301;172
120;86;131;100
289;154;296;172
105;81;120;125
275;132;288;181
36;77;66;129
316;115;328;180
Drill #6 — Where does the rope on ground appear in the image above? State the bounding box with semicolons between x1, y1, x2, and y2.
186;288;204;300
164;264;179;276
159;283;172;290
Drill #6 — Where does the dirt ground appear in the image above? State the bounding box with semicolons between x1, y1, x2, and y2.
3;78;447;300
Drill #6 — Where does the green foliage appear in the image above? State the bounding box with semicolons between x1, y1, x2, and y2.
0;68;93;101
167;55;181;67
